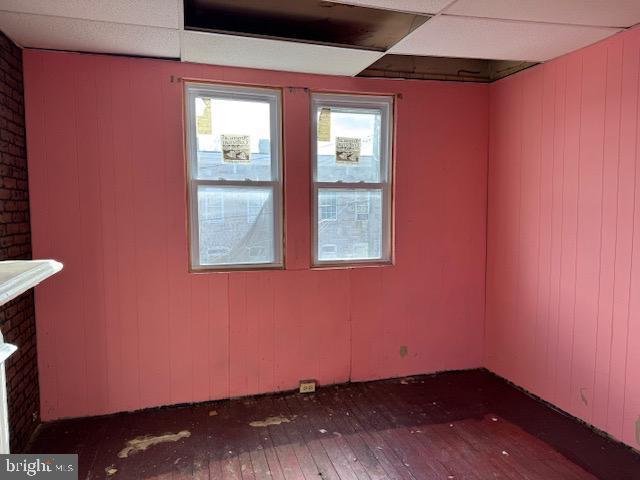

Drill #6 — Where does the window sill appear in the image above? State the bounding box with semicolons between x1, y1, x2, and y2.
310;260;393;271
190;265;284;274
189;262;394;274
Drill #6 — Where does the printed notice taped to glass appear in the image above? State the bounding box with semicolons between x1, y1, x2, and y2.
0;454;78;479
196;97;212;135
221;134;251;163
336;137;361;164
318;107;331;142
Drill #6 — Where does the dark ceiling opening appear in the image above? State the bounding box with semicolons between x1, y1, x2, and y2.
183;0;430;51
358;55;537;83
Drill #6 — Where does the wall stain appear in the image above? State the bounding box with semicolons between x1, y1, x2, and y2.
399;346;408;358
579;388;588;406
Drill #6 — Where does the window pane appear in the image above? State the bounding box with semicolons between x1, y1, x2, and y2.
198;186;276;266
195;97;273;181
316;107;382;183
317;189;382;261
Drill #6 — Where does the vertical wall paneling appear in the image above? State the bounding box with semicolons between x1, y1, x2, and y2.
75;56;109;416
605;31;639;441
44;53;87;419
24;52;58;421
24;51;489;422
111;60;142;414
591;35;623;433
487;26;640;449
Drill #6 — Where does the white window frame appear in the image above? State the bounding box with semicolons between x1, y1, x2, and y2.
185;83;283;271
311;93;393;266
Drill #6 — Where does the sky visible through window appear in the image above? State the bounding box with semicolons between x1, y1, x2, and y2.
195;97;270;153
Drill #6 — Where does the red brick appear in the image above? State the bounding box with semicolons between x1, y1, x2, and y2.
0;31;37;453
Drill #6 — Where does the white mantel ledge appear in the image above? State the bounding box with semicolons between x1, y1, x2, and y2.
0;259;63;307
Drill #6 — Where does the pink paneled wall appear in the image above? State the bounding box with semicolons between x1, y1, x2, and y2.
486;26;640;449
23;50;488;421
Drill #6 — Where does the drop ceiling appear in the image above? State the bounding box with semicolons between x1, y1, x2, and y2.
0;0;638;79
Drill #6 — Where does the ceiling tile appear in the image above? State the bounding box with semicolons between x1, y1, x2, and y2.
0;0;182;29
0;12;180;58
181;31;384;76
390;15;620;61
324;0;453;14
446;0;640;28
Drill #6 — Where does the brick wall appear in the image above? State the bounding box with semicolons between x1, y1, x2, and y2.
0;31;38;452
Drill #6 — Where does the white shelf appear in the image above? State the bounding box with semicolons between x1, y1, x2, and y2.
0;260;63;307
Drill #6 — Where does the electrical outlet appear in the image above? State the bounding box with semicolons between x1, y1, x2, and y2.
299;379;316;394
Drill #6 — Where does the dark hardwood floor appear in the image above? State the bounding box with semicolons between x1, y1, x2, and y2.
27;370;640;479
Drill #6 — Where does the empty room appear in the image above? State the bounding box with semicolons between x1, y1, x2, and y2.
0;0;639;478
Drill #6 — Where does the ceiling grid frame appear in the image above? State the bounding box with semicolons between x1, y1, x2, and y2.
0;0;637;75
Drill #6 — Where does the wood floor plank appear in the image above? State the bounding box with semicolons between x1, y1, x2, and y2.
289;392;362;480
27;371;630;480
338;389;417;480
260;396;307;480
316;386;391;480
274;394;327;479
283;393;343;480
242;396;287;480
300;389;372;480
355;382;448;479
343;384;439;480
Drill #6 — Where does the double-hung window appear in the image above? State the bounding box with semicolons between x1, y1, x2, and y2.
311;94;393;265
185;83;283;270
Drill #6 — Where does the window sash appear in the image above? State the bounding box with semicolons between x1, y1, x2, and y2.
311;93;393;266
190;182;281;268
185;83;283;270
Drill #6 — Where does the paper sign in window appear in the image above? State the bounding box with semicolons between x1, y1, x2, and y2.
336;137;361;164
318;107;331;142
196;98;212;135
221;134;251;163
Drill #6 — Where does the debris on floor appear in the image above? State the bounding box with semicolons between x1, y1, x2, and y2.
117;430;191;458
249;415;296;427
209;410;218;416
105;465;118;476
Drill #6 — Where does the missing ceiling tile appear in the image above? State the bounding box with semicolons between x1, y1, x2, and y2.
183;0;430;50
357;54;537;82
